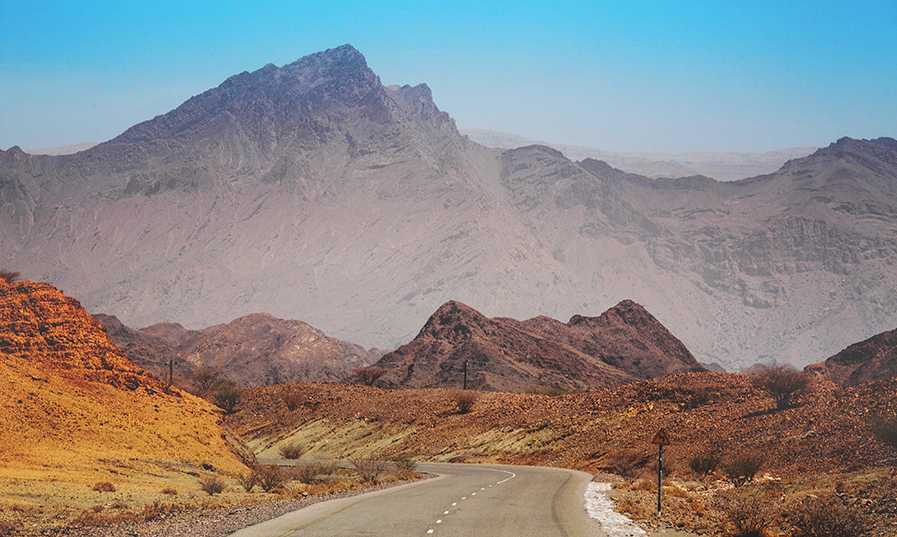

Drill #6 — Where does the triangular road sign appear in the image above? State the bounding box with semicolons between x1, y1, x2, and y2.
651;428;671;445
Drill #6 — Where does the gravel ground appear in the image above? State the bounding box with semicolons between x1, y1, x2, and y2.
36;478;430;537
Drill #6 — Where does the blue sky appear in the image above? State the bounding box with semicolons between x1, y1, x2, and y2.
2;1;895;153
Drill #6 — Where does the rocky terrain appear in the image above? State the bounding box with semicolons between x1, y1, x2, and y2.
96;312;382;387
462;128;817;181
374;299;703;391
0;278;253;528
806;325;897;386
2;44;897;373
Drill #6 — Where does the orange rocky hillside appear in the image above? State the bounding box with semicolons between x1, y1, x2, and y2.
0;279;252;513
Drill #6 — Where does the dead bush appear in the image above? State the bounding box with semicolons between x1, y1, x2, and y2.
198;475;226;495
753;364;809;410
607;449;644;479
0;270;21;284
92;481;115;492
714;491;779;537
256;464;287;492
722;452;764;487
449;389;479;414
354;366;388;386
294;462;330;484
279;442;305;459
350;458;388;484
872;416;897;451
688;450;723;476
281;389;305;411
236;470;259;492
160;487;177;495
788;494;871;537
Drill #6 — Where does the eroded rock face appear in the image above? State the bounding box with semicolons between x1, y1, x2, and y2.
374;299;703;391
806;327;897;386
0;279;252;472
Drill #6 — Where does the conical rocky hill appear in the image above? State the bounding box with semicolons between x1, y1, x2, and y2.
805;326;897;386
0;278;251;489
374;299;703;391
2;44;897;374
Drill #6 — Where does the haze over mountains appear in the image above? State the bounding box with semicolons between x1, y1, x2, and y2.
2;44;896;372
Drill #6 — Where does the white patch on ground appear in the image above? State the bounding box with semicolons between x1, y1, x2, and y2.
585;482;648;536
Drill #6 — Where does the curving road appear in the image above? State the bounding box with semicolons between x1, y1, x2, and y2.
229;463;606;537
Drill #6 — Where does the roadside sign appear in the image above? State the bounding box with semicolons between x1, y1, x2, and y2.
651;428;671;445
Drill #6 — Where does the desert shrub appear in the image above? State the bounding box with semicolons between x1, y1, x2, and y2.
281;389;305;411
211;378;241;414
198;475;226;495
753;364;809;410
0;270;21;284
608;449;644;479
350;458;388;484
279;442;305;459
257;464;287;492
688;450;723;476
449;389;479;414
353;366;388;386
160;487;177;495
789;493;870;537
293;462;323;484
141;501;182;521
237;470;259;492
92;481;116;492
722;452;765;487
392;455;417;472
192;367;223;391
872;416;897;450
714;491;779;537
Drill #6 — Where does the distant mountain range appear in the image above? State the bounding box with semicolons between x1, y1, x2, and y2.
2;44;896;372
460;129;817;182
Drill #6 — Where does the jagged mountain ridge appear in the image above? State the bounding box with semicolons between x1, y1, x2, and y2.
2;44;896;371
96;312;382;386
374;299;704;391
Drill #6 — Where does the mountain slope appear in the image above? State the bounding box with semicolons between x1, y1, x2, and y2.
805;326;897;386
0;278;251;485
2;44;897;372
374;299;703;391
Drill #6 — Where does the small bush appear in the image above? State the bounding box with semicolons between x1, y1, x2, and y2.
237;470;259;492
279;442;305;459
872;416;897;450
789;493;870;537
354;366;388;386
211;378;242;414
714;492;779;537
449;389;479;414
281;389;305;411
0;270;21;284
722;452;764;487
161;487;177;495
392;455;418;478
753;364;810;410
607;449;644;479
198;475;226;495
92;481;116;492
257;464;287;492
688;451;723;476
294;462;327;484
350;458;388;484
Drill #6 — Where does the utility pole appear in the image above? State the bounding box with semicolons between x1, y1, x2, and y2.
463;360;468;390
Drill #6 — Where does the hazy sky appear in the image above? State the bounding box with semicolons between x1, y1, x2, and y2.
2;1;895;153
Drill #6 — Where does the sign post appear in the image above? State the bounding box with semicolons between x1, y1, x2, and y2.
650;428;671;517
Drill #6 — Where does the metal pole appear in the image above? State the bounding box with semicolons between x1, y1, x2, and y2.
657;444;663;517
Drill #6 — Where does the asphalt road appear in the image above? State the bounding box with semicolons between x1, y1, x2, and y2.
229;463;606;537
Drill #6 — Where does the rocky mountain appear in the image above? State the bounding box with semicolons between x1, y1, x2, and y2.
0;278;251;482
2;44;896;372
461;128;817;181
374;299;703;391
805;326;897;386
96;312;381;386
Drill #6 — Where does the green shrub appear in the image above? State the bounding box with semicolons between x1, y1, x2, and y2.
753;364;809;410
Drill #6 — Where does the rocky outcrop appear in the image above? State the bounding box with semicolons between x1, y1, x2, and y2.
805;327;897;386
0;278;252;473
374;299;703;391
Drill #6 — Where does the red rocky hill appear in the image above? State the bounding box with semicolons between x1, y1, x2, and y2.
373;299;703;391
806;326;897;386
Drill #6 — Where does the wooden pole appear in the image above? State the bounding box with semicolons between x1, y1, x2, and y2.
463;360;468;390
